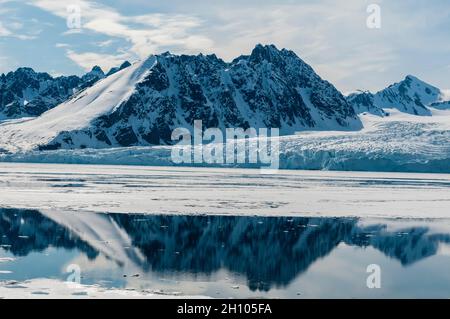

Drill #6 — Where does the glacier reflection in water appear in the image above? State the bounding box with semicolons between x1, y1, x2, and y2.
1;208;450;298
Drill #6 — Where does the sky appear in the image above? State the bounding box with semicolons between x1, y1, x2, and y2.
0;0;449;93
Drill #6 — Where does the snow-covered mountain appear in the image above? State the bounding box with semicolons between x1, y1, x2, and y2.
347;75;449;116
0;44;361;152
0;62;130;120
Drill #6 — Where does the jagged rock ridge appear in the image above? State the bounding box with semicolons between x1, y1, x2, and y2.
46;44;362;149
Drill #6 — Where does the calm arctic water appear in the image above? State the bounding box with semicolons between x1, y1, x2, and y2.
1;208;450;298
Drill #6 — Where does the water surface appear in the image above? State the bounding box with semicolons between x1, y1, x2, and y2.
1;208;450;298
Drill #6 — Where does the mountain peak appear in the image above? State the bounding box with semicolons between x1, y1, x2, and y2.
90;65;104;75
81;65;106;83
120;61;131;69
400;75;441;91
249;44;283;62
405;74;420;81
399;74;440;93
158;51;173;58
6;67;53;82
253;43;279;51
15;67;36;74
106;61;132;76
403;74;431;87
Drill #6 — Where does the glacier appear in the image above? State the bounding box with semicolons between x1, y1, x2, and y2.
1;108;449;173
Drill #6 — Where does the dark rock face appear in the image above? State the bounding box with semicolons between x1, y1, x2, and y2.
49;45;361;149
430;100;450;110
346;90;387;116
78;65;105;90
0;68;82;118
115;126;138;146
106;61;131;77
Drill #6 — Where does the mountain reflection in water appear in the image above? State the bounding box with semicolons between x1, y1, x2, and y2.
1;208;450;292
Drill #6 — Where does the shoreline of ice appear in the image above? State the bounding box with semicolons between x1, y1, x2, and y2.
0;279;208;299
0;163;449;218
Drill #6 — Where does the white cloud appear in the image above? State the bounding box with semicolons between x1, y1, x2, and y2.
8;21;23;30
30;0;214;68
55;43;70;48
0;22;13;37
0;7;38;40
25;0;450;92
95;39;114;47
62;28;83;35
65;49;130;72
15;34;38;40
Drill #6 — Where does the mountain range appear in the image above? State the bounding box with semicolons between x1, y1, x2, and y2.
0;44;448;152
0;61;131;120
